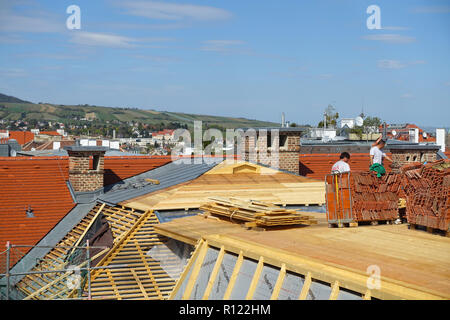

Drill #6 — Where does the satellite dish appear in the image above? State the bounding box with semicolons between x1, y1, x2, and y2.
355;116;364;127
392;130;397;136
422;132;427;138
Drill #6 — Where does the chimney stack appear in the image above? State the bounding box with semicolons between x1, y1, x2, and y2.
65;146;108;192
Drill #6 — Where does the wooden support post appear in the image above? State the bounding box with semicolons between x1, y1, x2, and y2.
69;203;105;257
298;272;312;300
202;246;225;300
5;241;10;300
245;256;264;300
169;239;205;299
363;289;371;300
134;239;163;299
329;280;340;300
131;269;149;299
270;263;286;300
106;269;121;300
223;251;244;300
182;240;209;300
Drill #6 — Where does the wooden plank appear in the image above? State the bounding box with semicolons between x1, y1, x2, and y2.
329;280;340;300
69;203;106;257
169;239;205;299
223;251;244;300
134;238;163;299
245;256;264;300
182;241;209;300
270;263;286;300
130;269;149;299
24;248;109;300
106;269;122;300
298;272;312;300
202;246;225;300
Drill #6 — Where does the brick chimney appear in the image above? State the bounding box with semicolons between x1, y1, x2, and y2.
388;144;440;173
242;128;302;174
65;146;108;192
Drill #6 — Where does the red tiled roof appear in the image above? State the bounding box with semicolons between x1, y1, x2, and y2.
0;157;75;267
299;153;393;181
8;131;35;145
151;129;175;136
103;156;172;185
39;131;61;136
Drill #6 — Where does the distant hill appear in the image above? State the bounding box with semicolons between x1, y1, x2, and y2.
0;93;278;129
0;93;32;104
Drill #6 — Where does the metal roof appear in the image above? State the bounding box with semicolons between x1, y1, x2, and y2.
98;158;219;205
64;146;109;152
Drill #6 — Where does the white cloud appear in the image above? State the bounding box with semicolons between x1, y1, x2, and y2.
377;59;427;69
381;26;410;31
69;32;172;48
412;6;450;14
200;40;245;52
0;68;28;78
70;32;140;48
317;73;334;80
362;34;416;44
377;60;407;69
0;5;62;33
117;1;232;21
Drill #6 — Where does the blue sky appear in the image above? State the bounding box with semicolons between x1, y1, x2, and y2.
1;0;449;127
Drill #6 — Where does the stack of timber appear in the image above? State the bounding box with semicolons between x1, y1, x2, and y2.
199;197;317;227
401;159;450;233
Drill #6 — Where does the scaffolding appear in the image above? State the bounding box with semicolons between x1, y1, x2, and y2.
0;241;130;300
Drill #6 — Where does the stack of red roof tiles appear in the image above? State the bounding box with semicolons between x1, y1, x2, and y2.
349;172;400;221
401;159;450;231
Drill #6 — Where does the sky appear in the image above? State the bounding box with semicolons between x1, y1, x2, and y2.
0;0;449;127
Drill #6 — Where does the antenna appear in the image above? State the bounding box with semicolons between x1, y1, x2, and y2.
360;97;365;118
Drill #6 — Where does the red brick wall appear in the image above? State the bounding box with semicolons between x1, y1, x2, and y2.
68;151;105;192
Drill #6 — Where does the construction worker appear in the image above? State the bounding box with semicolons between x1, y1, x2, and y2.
369;137;392;177
331;152;351;173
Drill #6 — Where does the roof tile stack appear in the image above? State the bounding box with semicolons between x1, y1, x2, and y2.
401;159;450;231
349;172;399;221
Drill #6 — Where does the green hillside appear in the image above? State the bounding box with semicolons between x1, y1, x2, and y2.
0;94;277;130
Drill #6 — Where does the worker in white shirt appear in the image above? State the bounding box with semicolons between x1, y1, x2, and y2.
331;152;351;173
370;137;393;166
369;137;393;177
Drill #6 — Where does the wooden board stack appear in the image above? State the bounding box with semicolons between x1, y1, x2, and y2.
199;197;317;227
401;159;450;232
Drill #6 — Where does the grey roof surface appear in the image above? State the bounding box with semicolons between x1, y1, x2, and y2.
437;150;448;160
155;209;201;223
98;158;220;205
64;146;109;152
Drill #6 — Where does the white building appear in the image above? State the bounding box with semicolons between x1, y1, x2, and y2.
340;118;355;129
